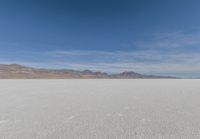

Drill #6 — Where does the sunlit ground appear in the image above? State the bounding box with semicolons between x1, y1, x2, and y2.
0;79;200;139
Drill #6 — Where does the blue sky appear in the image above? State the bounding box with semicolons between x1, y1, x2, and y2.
0;0;200;77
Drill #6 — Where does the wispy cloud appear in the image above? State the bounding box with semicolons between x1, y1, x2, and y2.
46;50;200;77
1;50;199;77
1;31;200;77
135;31;200;50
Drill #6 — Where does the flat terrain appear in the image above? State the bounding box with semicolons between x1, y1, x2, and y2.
0;79;200;139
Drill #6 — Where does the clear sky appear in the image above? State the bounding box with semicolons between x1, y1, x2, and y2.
0;0;200;77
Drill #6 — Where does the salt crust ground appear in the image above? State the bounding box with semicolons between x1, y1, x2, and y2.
0;79;200;139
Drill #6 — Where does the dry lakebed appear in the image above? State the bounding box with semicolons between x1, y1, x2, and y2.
0;79;200;139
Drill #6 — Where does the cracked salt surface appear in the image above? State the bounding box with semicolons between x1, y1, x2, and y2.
64;115;79;123
0;79;200;139
0;120;9;124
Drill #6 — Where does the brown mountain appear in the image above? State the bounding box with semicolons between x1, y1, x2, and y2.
0;64;176;79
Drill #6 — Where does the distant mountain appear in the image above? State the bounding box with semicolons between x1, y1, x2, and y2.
0;64;177;79
112;71;144;78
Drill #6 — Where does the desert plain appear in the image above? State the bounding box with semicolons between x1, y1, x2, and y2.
0;79;200;139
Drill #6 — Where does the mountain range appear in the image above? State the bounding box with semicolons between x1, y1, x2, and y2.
0;64;176;79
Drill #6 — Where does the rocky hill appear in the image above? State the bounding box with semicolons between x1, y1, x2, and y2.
0;64;176;79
